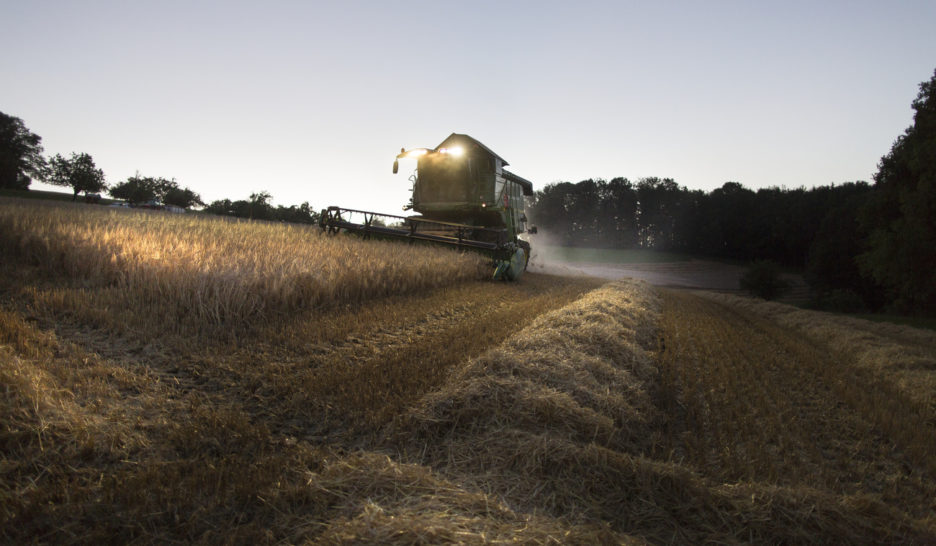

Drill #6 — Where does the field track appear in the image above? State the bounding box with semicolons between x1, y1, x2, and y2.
531;258;811;303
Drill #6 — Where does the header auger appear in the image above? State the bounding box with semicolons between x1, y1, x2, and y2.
320;133;537;281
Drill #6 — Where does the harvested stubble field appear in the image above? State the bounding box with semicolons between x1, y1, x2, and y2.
2;197;935;544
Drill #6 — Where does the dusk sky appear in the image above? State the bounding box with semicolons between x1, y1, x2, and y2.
4;1;935;213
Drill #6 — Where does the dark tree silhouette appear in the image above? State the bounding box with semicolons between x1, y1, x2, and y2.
0;111;46;190
248;191;273;220
163;186;203;209
599;177;638;248
205;193;318;224
859;69;936;313
110;175;203;208
46;152;106;200
109;175;163;205
805;183;879;308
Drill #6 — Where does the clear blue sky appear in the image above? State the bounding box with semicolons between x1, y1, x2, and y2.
3;1;935;212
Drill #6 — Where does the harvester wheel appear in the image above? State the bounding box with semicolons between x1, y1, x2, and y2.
519;241;531;270
493;246;527;281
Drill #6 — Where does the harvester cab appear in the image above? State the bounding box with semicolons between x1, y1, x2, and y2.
320;133;536;281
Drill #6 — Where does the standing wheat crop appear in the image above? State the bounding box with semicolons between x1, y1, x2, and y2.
0;199;488;333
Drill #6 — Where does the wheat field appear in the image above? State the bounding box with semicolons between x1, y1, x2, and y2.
0;198;488;335
2;197;935;544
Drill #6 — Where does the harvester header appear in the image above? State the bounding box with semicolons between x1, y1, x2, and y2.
321;133;536;281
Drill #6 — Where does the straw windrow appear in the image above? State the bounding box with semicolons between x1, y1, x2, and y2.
384;280;934;544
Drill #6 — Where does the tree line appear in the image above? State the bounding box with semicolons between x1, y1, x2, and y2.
0;112;205;208
203;191;318;224
0;111;318;224
529;68;936;315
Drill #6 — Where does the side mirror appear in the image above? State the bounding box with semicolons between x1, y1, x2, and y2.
392;159;399;174
528;225;538;234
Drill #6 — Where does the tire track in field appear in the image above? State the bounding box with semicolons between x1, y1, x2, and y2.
656;289;936;518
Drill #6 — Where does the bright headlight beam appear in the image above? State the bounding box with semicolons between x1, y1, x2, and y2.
440;146;464;157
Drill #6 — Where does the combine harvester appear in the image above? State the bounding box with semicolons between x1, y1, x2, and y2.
320;133;537;280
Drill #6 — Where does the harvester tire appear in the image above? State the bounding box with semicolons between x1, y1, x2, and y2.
519;241;531;271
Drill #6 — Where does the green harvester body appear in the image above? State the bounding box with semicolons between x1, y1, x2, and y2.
321;133;535;280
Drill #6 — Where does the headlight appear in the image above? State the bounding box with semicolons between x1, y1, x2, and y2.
439;146;464;157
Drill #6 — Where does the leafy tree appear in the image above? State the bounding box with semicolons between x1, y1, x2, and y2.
274;201;318;224
248;191;273;220
669;188;707;253
110;175;202;208
805;185;881;309
47;152;106;200
206;195;318;224
635;177;683;249
529;181;577;244
563;179;602;245
0;111;46;189
859;68;936;313
163;186;203;209
599;177;638;248
205;198;234;216
109;175;162;204
704;182;757;259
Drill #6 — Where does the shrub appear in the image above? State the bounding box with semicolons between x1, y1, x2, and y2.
740;260;790;300
810;289;869;313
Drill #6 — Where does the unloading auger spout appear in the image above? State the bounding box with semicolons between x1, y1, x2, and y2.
319;133;537;281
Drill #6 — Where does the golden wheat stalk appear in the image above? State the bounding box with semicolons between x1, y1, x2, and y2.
0;199;487;332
